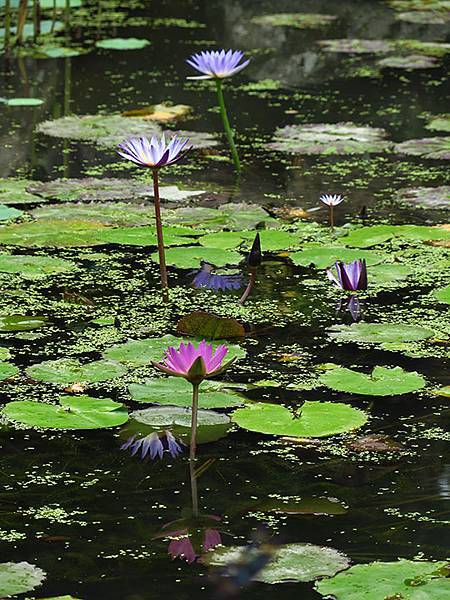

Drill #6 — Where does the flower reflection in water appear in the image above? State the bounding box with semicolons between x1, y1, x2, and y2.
191;262;243;292
337;295;362;321
157;514;222;564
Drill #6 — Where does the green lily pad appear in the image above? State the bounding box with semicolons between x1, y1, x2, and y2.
232;401;368;438
319;39;393;54
435;284;450;304
255;496;347;515
378;54;439;69
397;10;450;23
207;543;350;584
0;204;23;220
0;362;19;381
328;322;435;344
28;177;150;202
269;123;392;155
394;137;450;160
0;562;45;597
315;559;449;600
0;20;64;39
26;358;127;384
199;229;301;251
130;405;230;444
31;202;154;226
37;115;217;149
177;312;245;339
426;115;450;133
0;178;41;205
96;38;151;50
129;377;244;409
103;334;246;366
371;263;413;286
395;40;450;57
0;97;44;106
394;186;450;209
251;13;337;29
32;46;88;58
162;203;278;231
152;246;242;269
96;226;194;247
0;315;47;331
0;220;107;247
341;224;450;247
2;396;129;429
320;366;426;396
290;246;385;269
0;254;76;278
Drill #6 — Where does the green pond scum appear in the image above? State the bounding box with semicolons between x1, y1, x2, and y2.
0;0;449;598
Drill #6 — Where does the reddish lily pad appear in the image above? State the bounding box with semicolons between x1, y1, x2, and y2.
378;54;439;69
318;39;393;54
395;186;450;209
394;137;450;160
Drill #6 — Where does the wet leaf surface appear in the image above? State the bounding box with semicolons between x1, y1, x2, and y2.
320;365;426;396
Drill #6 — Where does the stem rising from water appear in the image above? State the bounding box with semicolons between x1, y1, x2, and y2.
215;78;241;172
151;169;169;296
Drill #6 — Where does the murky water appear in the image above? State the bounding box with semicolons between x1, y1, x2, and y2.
0;1;449;598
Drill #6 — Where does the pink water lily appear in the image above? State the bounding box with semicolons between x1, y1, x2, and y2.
153;340;235;384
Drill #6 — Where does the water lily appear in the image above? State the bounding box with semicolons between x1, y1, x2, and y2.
327;259;368;291
121;430;184;461
187;49;249;172
153;340;235;384
320;194;344;230
117;134;192;295
191;262;243;291
186;49;250;80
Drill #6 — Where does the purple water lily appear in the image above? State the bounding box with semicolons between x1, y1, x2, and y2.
191;262;243;291
186;49;250;80
121;431;184;461
117;134;191;168
327;259;368;292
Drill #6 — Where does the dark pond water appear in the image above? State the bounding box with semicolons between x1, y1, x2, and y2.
0;0;449;598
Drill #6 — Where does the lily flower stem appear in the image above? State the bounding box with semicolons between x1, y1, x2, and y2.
239;268;257;305
151;169;169;297
4;0;11;50
329;205;334;231
215;78;241;173
189;383;200;517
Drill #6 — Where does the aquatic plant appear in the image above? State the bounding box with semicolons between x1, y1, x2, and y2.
165;524;221;563
121;430;184;460
239;232;262;305
153;340;234;510
117;134;192;293
187;49;250;172
319;194;344;230
327;259;368;291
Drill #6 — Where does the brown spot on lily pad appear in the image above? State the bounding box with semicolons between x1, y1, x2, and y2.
122;103;191;122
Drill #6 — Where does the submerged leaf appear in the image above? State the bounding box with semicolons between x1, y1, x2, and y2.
207;543;350;584
177;311;245;339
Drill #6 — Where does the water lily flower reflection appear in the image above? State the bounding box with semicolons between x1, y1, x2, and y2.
117;134;192;168
121;431;184;461
167;527;222;564
153;340;235;384
191;262;243;291
327;259;368;292
187;49;250;79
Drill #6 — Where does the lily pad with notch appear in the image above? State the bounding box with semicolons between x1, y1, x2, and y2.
0;315;47;331
0;178;42;205
269;123;392;155
0;562;45;597
129;377;245;409
232;401;368;437
315;558;450;600
26;358;127;384
251;13;337;29
320;366;426;396
341;224;450;247
0;219;108;247
36;114;217;149
152;246;242;269
103;334;246;366
162;203;278;231
394;137;450;160
290;246;386;269
0;254;76;278
96;226;197;247
199;229;302;251
206;543;350;584
2;395;129;429
328;322;435;344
